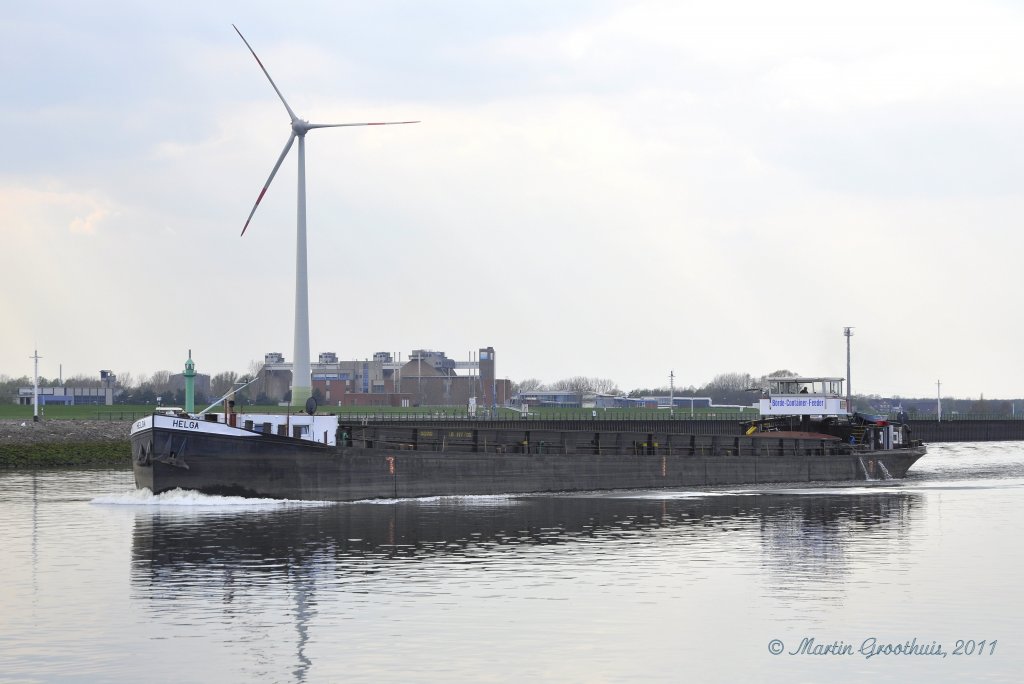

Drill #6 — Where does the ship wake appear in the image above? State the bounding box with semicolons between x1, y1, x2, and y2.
90;488;330;508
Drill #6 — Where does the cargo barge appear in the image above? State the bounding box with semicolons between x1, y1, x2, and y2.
130;30;923;502
130;377;925;500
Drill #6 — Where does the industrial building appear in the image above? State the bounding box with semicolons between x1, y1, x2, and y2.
253;346;509;408
15;369;121;406
513;390;585;409
15;386;117;406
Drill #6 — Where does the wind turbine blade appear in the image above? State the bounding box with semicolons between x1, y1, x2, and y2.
241;132;296;236
306;121;420;129
232;24;299;123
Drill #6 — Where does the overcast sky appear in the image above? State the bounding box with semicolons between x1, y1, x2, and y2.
1;1;1021;399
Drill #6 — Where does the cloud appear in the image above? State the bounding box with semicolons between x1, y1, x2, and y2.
1;2;1023;397
0;185;114;237
68;207;109;235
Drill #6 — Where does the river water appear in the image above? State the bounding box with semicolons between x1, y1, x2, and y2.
2;442;1022;683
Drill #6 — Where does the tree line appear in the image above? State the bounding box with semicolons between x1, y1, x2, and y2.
513;372;791;406
0;368;257;406
3;368;1021;416
513;376;622;396
513;371;1023;416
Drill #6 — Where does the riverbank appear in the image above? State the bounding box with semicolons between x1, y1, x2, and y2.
0;420;130;467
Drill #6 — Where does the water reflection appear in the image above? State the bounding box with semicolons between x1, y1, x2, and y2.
754;491;919;611
131;490;919;578
129;488;920;679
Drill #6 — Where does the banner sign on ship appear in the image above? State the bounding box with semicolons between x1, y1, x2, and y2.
759;397;847;415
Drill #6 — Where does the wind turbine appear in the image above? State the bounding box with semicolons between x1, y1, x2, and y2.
233;24;418;408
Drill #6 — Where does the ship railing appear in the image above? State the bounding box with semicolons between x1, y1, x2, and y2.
326;410;755;422
349;432;846;459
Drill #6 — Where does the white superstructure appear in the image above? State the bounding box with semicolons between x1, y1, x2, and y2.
758;377;849;417
131;411;339;446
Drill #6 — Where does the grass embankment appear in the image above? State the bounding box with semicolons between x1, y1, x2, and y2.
0;419;130;468
0;442;130;468
0;405;151;420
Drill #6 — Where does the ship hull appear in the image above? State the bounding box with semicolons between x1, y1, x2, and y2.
132;422;926;501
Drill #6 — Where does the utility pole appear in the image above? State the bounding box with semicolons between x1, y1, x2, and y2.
937;380;942;422
843;327;854;411
30;349;42;422
669;370;675;418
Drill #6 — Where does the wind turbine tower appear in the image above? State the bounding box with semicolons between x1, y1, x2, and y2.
234;25;418;407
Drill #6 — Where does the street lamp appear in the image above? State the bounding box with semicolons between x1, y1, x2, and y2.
844;326;853;410
30;349;42;422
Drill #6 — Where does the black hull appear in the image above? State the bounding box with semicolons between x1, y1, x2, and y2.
132;425;926;501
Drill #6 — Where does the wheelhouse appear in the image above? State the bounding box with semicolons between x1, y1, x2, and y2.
759;376;849;417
